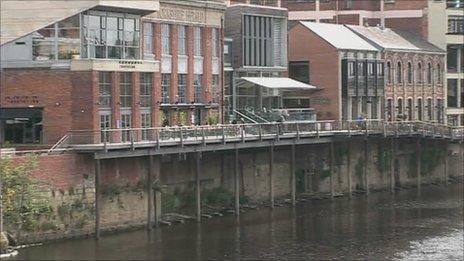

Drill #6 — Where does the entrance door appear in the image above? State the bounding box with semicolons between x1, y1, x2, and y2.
195;108;202;125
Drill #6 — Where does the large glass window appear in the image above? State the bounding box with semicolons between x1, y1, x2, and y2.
178;74;187;103
141;112;151;140
120;73;133;108
368;62;375;76
161;74;170;104
212;28;219;58
448;79;458;107
447;45;459;72
357;61;365;76
178;25;187;55
121;113;132;142
82;12;140;59
194;27;202;56
448;16;464;34
161;24;170;55
140;73;152;108
143;22;153;58
194;75;203;103
32;15;80;60
99;72;112;108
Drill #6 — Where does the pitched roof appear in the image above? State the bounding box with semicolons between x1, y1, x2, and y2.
347;25;445;53
1;0;159;46
300;21;378;52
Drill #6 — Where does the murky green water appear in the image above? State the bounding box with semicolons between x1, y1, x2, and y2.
12;183;464;260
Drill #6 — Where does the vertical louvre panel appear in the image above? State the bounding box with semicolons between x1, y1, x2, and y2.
273;18;282;67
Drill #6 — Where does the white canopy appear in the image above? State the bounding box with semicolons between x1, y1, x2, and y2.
241;77;318;90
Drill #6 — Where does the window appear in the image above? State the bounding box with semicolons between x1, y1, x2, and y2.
386;61;392;83
194;27;202;56
357;61;365;76
161;74;170;104
120;73;132;108
140;73;152;108
427;98;433;120
2;108;43;144
161;24;170;55
417;99;423;121
447;0;464;8
143;22;153;58
377;63;384;76
194;75;203;103
348;61;356;77
387;99;393;121
368;62;375;76
396;61;402;84
417;63;423;84
121;113;132;142
99;72;112;108
289;61;310;83
436;99;443;123
436;64;442;84
178;25;186;55
427;63;432;84
212;75;220;103
407;98;413;120
407;62;413;84
100;114;111;142
243;15;274;66
461;79;464;107
82;12;140;59
448;16;464;34
32;15;80;60
397;99;403;117
212;28;219;58
447;45;459;72
141;113;151;140
345;0;353;9
448;79;458;107
178;74;187;103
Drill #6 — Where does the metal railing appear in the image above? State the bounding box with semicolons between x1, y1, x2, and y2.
66;120;464;150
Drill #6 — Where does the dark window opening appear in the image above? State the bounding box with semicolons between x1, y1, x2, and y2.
1;108;43;144
289;61;310;84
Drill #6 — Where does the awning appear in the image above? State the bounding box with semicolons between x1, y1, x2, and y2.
241;77;318;90
0;108;42;119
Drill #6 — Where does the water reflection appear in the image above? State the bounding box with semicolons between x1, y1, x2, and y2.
13;184;463;260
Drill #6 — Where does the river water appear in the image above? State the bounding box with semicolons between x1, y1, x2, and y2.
13;184;463;260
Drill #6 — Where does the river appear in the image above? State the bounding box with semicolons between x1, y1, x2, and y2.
12;183;463;260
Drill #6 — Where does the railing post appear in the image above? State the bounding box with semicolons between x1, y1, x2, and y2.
103;130;108;153
156;129;160;150
258;124;263;141
382;121;387;138
202;127;206;146
241;124;245;143
222;125;226;144
180;128;184;147
276;124;280;141
130;129;135;151
365;120;369;136
296;123;300;139
316;123;320;139
348;121;351;137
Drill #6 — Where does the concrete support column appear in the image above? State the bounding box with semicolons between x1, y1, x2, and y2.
94;159;101;239
416;138;422;191
347;141;352;197
390;138;395;193
234;148;240;215
444;146;449;185
330;142;335;198
364;139;369;195
291;143;296;206
195;152;201;222
269;144;275;208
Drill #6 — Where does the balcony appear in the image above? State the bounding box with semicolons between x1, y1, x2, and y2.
71;59;160;72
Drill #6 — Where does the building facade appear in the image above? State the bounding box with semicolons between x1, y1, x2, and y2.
0;0;226;146
289;22;384;121
348;25;446;123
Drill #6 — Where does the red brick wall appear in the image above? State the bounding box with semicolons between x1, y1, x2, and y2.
289;23;340;120
386;16;428;38
1;70;95;145
338;14;360;25
384;0;427;11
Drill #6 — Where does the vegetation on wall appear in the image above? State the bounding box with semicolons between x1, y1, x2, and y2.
1;155;53;232
178;111;188;126
408;145;444;177
355;158;364;178
206;111;220;125
376;144;391;174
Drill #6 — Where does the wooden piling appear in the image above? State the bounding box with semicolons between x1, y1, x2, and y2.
364;139;369;195
291;143;296;206
147;155;154;230
347;141;352;197
196;152;201;222
390;138;395;193
94;159;101;239
416;138;422;191
330;142;335;198
270;144;274;208
234;148;240;215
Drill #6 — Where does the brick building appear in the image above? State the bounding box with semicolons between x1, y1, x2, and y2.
348;25;446;123
0;0;226;146
289;22;384;121
284;0;429;38
224;0;318;123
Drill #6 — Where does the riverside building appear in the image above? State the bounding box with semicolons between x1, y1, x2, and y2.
0;0;226;146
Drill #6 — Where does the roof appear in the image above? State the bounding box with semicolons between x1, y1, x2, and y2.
300;21;378;52
1;1;159;46
347;25;445;53
241;77;318;90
